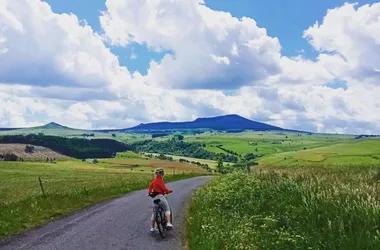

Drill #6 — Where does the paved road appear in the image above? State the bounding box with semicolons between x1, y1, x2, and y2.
0;176;211;250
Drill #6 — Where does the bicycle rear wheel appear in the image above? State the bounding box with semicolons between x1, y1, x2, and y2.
155;211;166;238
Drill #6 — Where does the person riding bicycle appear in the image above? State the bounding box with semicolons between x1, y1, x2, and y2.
148;168;173;232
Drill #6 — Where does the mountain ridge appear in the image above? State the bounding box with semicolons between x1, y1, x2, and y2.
0;114;306;133
125;114;286;132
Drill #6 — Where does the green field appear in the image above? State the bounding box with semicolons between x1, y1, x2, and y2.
185;131;354;157
259;138;380;165
187;165;380;250
0;127;149;144
0;159;203;240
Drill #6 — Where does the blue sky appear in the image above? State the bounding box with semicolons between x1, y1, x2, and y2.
1;0;379;133
44;0;377;75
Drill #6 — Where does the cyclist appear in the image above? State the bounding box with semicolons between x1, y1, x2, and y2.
148;168;173;232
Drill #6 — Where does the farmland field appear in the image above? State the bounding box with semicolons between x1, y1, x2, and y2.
185;131;354;157
0;143;69;160
258;138;380;165
0;159;204;240
100;156;208;173
187;165;380;250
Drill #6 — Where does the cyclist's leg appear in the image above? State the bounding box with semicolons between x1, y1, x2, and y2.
150;201;159;232
159;197;172;226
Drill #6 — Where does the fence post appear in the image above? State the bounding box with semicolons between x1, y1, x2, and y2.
38;177;45;196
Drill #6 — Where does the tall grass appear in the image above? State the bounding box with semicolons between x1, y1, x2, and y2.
0;161;201;240
187;165;380;250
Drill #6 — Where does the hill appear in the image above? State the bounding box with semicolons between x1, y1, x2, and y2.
0;143;68;160
125;114;293;132
37;122;73;130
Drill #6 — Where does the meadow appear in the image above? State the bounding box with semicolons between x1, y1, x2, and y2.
259;138;380;165
0;126;148;144
185;131;354;157
139;152;221;168
187;165;380;250
102;153;208;173
0;159;204;241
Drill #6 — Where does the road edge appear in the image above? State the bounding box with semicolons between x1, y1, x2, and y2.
182;176;213;250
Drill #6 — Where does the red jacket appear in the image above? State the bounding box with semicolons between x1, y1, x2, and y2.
148;176;172;195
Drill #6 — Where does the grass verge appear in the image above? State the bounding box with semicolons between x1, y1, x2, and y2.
186;165;380;250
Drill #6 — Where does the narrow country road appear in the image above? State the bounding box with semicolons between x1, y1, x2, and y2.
0;176;211;250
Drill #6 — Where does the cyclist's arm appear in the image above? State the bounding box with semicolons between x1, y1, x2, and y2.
148;181;154;194
157;178;172;193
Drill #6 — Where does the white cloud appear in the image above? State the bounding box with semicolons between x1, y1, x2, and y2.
210;54;230;65
0;0;132;89
0;0;380;134
303;2;380;84
100;0;283;89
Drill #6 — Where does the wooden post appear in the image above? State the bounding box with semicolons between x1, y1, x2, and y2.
38;177;45;196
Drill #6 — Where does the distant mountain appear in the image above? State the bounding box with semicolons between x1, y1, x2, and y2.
0;122;81;134
0;115;305;133
125;114;286;132
37;122;72;130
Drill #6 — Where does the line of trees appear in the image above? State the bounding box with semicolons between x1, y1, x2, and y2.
215;144;239;156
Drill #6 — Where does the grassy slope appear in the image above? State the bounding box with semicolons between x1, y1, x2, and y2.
100;157;208;173
0;159;204;240
140;152;221;168
187;166;380;250
259;138;380;165
0;127;149;144
185;131;353;157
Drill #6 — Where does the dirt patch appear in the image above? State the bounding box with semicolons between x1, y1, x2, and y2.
0;143;69;160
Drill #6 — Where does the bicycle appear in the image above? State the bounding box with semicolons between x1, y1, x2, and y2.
149;191;173;238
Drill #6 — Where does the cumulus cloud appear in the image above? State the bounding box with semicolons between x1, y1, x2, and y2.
0;0;132;89
303;2;380;84
100;0;282;89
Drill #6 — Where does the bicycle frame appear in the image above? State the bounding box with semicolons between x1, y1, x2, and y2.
152;194;173;238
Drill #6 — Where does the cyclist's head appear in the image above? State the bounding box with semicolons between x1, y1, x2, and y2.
154;167;165;176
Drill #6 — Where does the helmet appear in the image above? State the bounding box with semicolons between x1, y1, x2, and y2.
154;168;164;174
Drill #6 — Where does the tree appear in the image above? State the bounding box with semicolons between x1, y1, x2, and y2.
216;158;224;173
177;135;184;141
244;153;255;161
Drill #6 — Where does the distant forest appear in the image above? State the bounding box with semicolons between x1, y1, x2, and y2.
0;134;131;159
131;139;239;163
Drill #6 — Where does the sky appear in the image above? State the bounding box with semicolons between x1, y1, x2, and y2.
0;0;379;134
